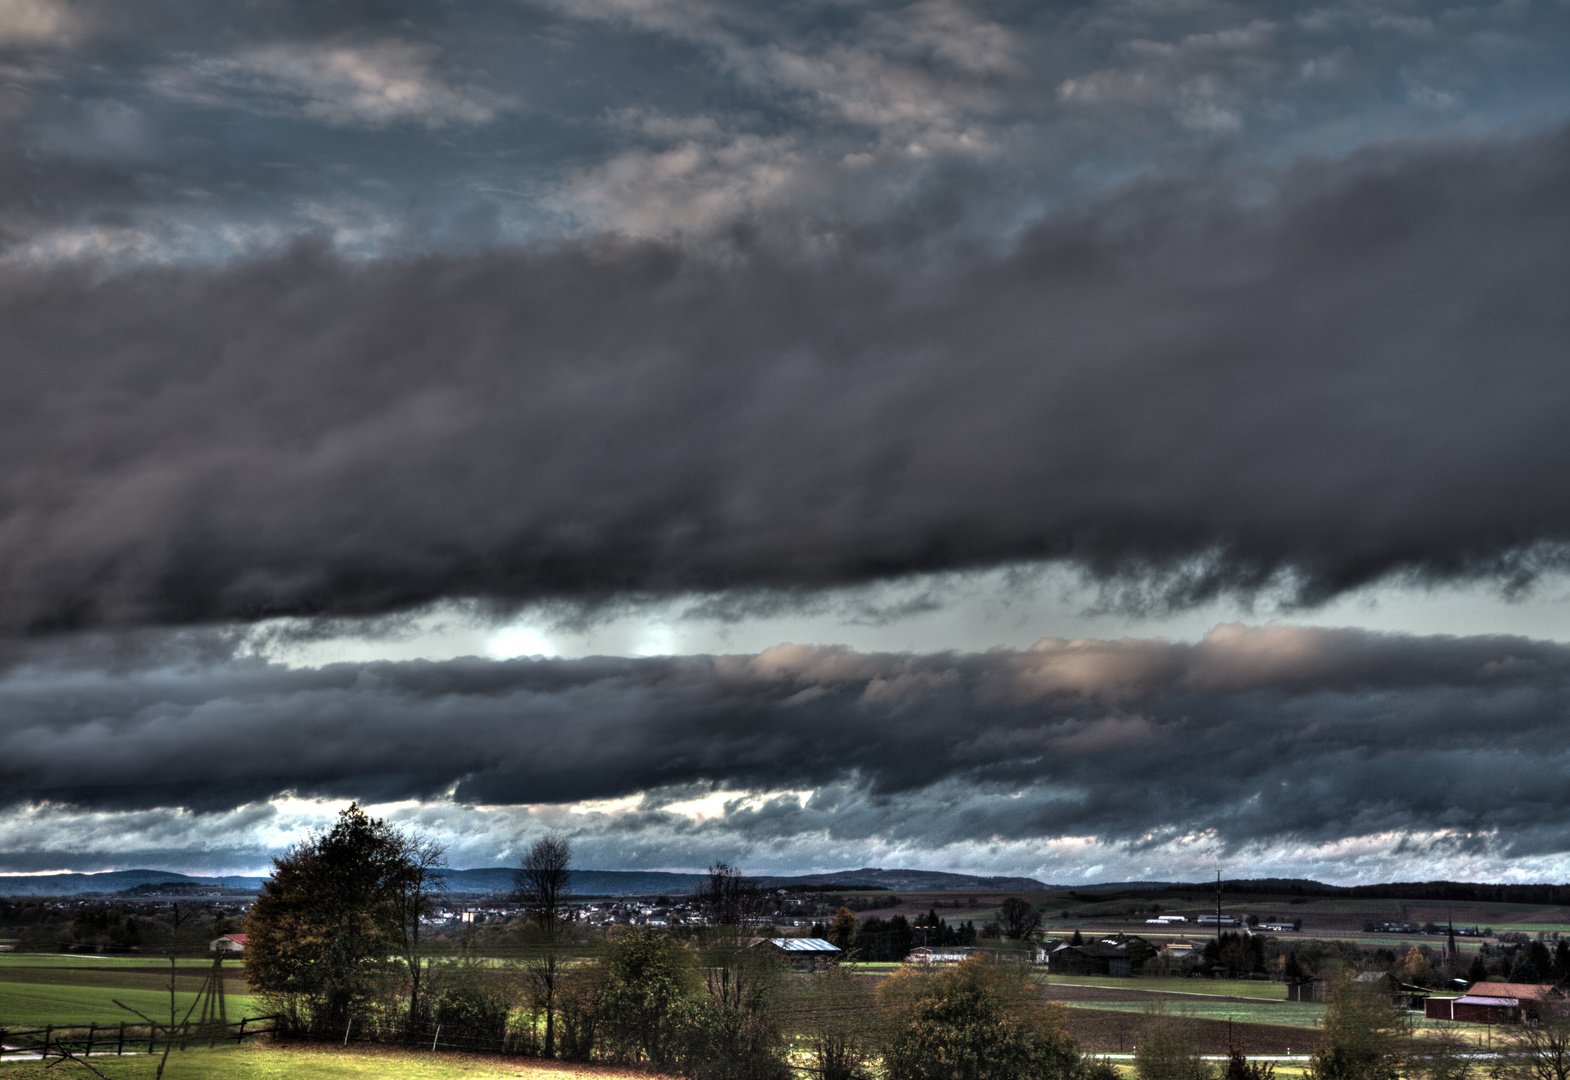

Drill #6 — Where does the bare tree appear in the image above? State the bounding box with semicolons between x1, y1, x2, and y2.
394;832;447;1038
1505;1013;1570;1080
998;897;1042;941
702;862;766;934
516;835;573;1057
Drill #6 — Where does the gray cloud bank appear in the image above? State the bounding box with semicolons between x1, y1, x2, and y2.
6;624;1570;862
2;126;1569;631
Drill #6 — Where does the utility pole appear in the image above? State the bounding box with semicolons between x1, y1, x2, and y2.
1216;869;1222;946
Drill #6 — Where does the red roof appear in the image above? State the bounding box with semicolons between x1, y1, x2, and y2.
1468;982;1557;1001
224;934;249;943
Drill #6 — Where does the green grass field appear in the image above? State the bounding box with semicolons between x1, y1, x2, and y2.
0;957;220;970
0;1043;670;1080
1061;999;1327;1029
1046;975;1288;1000
0;956;257;1027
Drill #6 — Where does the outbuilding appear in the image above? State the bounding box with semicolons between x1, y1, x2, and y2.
209;933;248;953
1426;982;1563;1024
751;937;842;971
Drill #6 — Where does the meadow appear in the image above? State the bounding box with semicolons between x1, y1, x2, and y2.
0;956;257;1027
0;1043;672;1080
1058;997;1326;1029
1046;975;1289;1000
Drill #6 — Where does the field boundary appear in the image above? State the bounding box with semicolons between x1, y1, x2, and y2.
0;1014;278;1059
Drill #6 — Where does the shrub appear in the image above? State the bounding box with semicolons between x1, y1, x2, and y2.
1136;1009;1213;1080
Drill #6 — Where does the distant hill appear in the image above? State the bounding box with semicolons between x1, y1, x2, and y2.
0;870;267;897
448;867;1048;896
442;868;709;896
754;869;1048;892
0;866;1046;898
8;868;1567;903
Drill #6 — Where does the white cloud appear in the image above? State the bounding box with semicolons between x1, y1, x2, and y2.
1057;20;1280;133
150;39;512;130
551;129;807;237
0;0;78;46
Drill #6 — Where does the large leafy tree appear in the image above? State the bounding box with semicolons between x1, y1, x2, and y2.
1307;974;1408;1080
880;956;1080;1080
245;804;423;1036
596;930;705;1071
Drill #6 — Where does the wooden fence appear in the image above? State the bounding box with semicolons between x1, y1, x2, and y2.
0;1015;279;1059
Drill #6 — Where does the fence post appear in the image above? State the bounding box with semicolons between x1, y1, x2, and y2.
117;1021;125;1055
43;1025;52;1058
149;1023;156;1054
431;1024;441;1052
85;1023;95;1058
237;1017;247;1042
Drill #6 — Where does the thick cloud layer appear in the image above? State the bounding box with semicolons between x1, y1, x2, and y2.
1;128;1568;630
6;625;1570;865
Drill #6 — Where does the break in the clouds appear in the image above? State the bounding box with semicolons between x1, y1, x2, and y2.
5;624;1570;883
4;0;1570;879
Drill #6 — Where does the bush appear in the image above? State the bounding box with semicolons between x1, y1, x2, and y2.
1136;1010;1213;1080
431;982;512;1052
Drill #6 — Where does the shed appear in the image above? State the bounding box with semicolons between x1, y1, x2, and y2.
1356;971;1432;1010
1286;976;1328;1003
209;933;248;953
752;937;842;971
1451;994;1521;1025
1049;942;1133;977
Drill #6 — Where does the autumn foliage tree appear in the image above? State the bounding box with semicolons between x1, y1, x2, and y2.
245;804;432;1037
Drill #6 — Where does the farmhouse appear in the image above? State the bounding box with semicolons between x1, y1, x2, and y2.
1425;982;1564;1024
751;937;842;971
209;933;248;953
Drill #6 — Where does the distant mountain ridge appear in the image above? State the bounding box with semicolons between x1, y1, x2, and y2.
7;869;1568;901
0;870;268;897
0;866;1048;897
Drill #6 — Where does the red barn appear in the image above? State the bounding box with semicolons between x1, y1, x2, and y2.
1426;982;1561;1024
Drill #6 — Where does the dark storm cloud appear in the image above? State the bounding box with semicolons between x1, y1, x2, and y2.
0;129;1568;629
5;624;1570;855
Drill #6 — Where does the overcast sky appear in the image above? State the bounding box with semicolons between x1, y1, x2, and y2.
3;0;1570;885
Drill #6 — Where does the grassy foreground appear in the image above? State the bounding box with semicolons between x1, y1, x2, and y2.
0;1043;674;1080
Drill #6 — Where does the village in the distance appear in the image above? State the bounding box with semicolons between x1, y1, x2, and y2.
5;859;1570;1078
